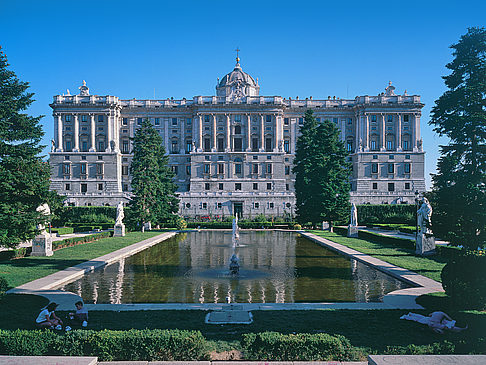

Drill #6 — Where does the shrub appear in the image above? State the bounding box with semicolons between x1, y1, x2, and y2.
52;231;112;250
0;276;8;297
0;247;29;261
0;329;208;361
52;206;118;227
293;224;302;230
51;227;74;235
242;332;354;361
174;216;187;230
358;204;415;225
441;251;486;310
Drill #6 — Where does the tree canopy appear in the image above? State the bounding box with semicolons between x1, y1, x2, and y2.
0;47;53;247
293;109;351;228
128;119;179;229
429;27;486;250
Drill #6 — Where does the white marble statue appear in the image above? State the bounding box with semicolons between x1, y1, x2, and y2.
115;201;125;225
36;203;51;233
350;203;358;227
417;197;432;234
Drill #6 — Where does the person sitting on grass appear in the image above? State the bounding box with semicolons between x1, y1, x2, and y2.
35;302;63;330
67;301;88;328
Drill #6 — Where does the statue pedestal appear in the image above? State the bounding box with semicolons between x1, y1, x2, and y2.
144;222;152;231
321;221;329;230
114;223;125;237
416;233;436;255
347;225;359;238
31;232;53;256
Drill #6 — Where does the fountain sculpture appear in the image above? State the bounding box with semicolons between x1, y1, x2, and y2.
229;216;240;275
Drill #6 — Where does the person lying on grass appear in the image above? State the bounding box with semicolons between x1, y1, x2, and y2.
35;302;63;330
400;311;468;334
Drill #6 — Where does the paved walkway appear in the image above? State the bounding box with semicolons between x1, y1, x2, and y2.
359;227;449;245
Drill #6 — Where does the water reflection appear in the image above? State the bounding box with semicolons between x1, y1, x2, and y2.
60;231;410;304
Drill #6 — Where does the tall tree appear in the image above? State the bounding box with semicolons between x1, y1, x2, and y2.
293;109;351;228
429;27;486;250
129;119;179;230
0;47;52;247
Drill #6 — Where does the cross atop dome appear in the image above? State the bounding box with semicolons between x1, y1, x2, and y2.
235;47;241;67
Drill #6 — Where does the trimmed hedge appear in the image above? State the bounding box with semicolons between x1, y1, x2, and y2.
186;222;296;229
0;329;208;361
51;227;74;235
53;206;117;227
65;223;112;232
358;204;415;225
368;223;416;234
52;231;112;250
0;247;30;262
242;331;354;361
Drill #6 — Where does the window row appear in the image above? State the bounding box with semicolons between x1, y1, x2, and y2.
370;162;411;174
202;182;290;191
185;201;292;210
371;182;413;192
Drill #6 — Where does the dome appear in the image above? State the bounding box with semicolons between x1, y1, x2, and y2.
216;58;260;98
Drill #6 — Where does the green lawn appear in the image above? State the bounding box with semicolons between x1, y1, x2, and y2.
309;230;447;282
0;231;161;289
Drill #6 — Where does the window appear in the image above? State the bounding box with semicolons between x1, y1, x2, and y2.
266;115;272;123
404;163;411;174
171;140;178;153
217;138;224;152
299;118;304;125
234;125;241;134
253;164;259;174
64;155;70;160
286;184;289;191
216;163;224;174
234;138;242;152
403;115;409;122
371;163;378;174
81;115;87;122
122;129;128;134
65;115;72;122
285;166;290;175
186;140;192;153
204;164;210;174
122;140;129;154
269;202;274;209
81;155;86;160
152;118;159;126
122;165;129;175
388;163;394;174
217;202;222;209
98;141;105;151
266;163;272;174
267;183;272;190
346;140;353;152
204;115;210;123
252;138;259;152
186;165;191;175
172;118;177;126
267;155;272;160
98;115;104;122
219;183;223;190
387;115;393;122
405;182;411;190
63;163;70;175
97;163;103;175
254;202;260;209
81;141;88;152
347;118;352;125
202;202;207;209
403;140;409;150
284;140;290;153
265;138;272;152
205;183;210;191
136;118;142;126
372;155;378;160
405;154;410;159
204;138;211;152
284;118;289;125
387;140;394;150
97;126;104;131
235;163;242;174
372;182;378;190
65;183;70;191
389;155;394;159
235;183;241;191
97;155;103;160
370;139;377;151
187;118;192;125
122;118;128;125
80;163;87;175
253;183;258;190
123;184;129;192
371;115;377;122
81;183;87;193
65;140;72;151
388;183;395;192
171;166;178;174
98;183;103;191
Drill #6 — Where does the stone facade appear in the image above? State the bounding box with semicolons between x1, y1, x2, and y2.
49;59;425;218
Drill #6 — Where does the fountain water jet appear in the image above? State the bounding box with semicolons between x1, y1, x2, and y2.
229;216;240;275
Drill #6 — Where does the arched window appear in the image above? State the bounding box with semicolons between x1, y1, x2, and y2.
171;138;179;154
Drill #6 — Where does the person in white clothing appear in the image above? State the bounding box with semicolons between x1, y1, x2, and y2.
35;302;63;329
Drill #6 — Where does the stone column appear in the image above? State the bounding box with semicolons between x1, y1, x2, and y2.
164;118;169;152
198;115;203;152
106;112;113;152
246;114;251;151
211;114;217;152
260;114;265;151
55;114;63;151
226;114;231;152
73;114;79;152
355;116;360;152
89;114;96;152
380;113;386;151
365;114;369;151
290;117;296;153
340;118;346;142
275;114;282;152
397;114;402;151
414;113;421;150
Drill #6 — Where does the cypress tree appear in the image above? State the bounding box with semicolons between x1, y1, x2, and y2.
429;27;486;250
0;47;52;247
293;109;351;228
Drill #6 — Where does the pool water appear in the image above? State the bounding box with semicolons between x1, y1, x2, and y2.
61;231;411;304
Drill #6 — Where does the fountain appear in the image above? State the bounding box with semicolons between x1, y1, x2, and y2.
229;216;240;275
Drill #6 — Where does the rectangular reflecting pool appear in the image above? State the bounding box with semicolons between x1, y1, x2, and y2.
61;231;411;304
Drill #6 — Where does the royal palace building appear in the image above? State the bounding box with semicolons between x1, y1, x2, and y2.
49;57;426;218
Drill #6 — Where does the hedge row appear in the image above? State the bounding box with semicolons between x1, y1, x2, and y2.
65;223;113;231
242;332;354;361
52;206;117;227
368;223;416;234
0;247;29;262
52;231;112;250
50;227;74;235
0;329;208;361
186;222;296;229
358;204;415;225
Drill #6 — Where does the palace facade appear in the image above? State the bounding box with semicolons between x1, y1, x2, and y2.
49;57;425;218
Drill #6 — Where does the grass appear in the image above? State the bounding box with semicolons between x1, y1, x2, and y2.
309;230;447;282
0;231;162;289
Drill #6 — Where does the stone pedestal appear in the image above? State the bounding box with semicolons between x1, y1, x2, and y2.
321;221;329;230
347;225;359;238
416;233;436;255
113;223;125;237
31;233;53;256
144;221;152;231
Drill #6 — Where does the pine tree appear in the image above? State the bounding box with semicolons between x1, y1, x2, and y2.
129;119;179;230
293;109;351;228
0;47;52;247
429;27;486;250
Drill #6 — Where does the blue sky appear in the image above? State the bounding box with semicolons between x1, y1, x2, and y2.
0;0;484;188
